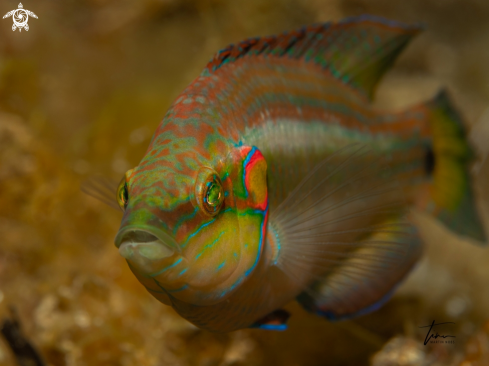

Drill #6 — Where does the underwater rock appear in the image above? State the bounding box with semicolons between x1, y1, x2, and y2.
370;336;428;366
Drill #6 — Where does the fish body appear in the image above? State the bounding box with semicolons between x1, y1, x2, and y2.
114;16;486;332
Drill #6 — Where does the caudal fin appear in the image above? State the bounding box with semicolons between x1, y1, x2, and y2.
423;90;486;243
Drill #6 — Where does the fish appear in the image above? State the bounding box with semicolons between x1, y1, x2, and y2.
100;15;487;333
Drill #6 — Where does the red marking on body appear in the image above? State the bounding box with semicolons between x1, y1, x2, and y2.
244;149;268;211
205;55;432;140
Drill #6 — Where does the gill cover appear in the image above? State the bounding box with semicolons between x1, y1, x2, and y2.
228;145;269;272
202;144;269;300
172;145;268;305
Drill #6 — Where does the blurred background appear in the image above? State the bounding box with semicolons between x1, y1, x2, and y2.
1;0;489;365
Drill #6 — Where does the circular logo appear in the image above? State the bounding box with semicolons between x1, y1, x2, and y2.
12;9;28;28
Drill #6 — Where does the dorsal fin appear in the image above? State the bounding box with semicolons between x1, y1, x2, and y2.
203;15;421;100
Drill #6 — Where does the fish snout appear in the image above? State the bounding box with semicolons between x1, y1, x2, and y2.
115;227;179;273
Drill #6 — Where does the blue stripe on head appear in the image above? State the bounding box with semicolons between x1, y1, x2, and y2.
195;231;225;259
149;257;183;277
216;261;226;271
181;217;217;248
177;268;188;277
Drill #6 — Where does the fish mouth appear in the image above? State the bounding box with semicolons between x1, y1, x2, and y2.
115;226;180;266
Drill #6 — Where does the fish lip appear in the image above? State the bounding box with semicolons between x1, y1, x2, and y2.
114;225;180;253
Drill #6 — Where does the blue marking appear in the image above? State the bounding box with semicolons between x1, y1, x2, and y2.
195;231;225;259
181;218;217;248
177;268;188;277
250;323;287;331
149;258;182;278
244;203;268;277
233;252;238;258
167;284;189;293
216;261;226;271
237;207;267;216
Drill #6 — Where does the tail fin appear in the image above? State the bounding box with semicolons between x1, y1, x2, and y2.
423;90;486;243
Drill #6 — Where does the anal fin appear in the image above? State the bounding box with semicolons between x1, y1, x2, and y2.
296;218;422;321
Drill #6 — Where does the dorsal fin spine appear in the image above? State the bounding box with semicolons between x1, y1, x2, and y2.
203;16;421;99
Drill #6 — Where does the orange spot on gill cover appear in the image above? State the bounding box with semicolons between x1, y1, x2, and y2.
244;149;268;210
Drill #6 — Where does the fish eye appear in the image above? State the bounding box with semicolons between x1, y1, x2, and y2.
117;177;129;211
195;167;224;216
204;179;223;213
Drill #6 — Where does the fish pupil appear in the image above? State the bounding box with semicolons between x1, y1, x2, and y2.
122;184;129;206
206;182;221;207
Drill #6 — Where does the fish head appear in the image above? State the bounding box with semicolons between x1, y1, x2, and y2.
114;144;268;306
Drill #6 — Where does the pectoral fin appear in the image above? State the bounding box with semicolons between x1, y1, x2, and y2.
268;144;421;320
